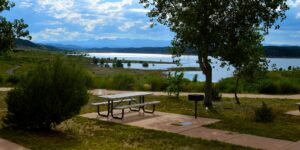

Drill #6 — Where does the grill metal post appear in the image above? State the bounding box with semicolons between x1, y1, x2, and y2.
188;94;204;119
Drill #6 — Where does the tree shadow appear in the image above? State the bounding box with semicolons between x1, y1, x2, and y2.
0;128;81;149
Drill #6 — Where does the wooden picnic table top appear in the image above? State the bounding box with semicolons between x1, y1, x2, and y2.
99;92;153;100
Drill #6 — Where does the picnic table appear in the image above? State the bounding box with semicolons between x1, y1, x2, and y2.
92;92;160;119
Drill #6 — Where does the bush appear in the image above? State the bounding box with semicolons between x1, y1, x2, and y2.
212;86;222;101
259;80;299;94
280;81;299;94
116;60;124;68
0;75;3;85
146;76;168;91
6;75;21;84
111;73;136;90
3;58;90;130
254;102;274;123
259;82;280;94
142;62;149;68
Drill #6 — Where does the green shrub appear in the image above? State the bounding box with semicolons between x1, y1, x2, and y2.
3;58;90;130
166;71;184;98
111;73;136;90
0;75;3;84
182;82;204;92
254;102;274;123
259;80;299;94
212;86;222;101
280;81;299;94
6;75;21;84
146;76;168;91
116;60;124;68
142;62;149;68
259;81;280;94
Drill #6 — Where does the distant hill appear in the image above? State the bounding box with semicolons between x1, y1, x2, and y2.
15;39;300;58
15;39;63;51
264;46;300;58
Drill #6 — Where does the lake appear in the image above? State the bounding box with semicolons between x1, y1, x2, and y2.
88;53;300;82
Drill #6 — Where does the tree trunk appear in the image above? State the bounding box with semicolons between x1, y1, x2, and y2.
235;77;241;105
198;54;213;108
204;66;213;107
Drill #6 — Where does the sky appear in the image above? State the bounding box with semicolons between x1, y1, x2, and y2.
1;0;300;47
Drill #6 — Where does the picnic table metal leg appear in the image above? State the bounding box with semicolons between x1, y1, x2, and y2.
143;104;156;113
130;96;141;112
97;101;110;117
142;96;156;114
111;101;124;119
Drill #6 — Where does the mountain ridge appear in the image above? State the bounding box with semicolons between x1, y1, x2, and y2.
15;39;300;58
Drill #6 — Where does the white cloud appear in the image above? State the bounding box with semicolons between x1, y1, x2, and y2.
32;28;80;41
14;0;172;42
31;0;141;32
35;0;105;32
118;20;143;31
31;28;119;41
128;8;149;13
38;21;62;25
31;27;171;42
288;0;300;7
19;0;33;8
288;0;300;18
140;22;153;30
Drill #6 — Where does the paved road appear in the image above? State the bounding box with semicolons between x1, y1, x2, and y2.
1;88;300;100
6;66;20;75
90;89;300;100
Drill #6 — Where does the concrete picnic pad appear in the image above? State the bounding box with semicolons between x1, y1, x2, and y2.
81;111;300;150
0;138;28;150
285;110;300;116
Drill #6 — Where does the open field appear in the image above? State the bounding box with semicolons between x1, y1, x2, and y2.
1;90;300;149
0;92;253;150
83;94;300;141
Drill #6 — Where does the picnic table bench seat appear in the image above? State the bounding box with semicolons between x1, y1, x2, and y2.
112;101;160;119
91;98;135;106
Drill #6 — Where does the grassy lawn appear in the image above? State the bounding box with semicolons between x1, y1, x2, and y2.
83;95;300;141
152;96;300;141
0;92;252;150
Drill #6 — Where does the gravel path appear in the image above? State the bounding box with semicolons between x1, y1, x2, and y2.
1;88;299;100
90;89;300;100
6;65;20;75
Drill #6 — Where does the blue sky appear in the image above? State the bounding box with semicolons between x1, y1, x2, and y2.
2;0;300;46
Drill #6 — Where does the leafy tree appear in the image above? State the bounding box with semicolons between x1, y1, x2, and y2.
116;60;124;68
0;0;31;55
142;62;149;68
4;58;90;130
100;58;105;67
92;56;99;64
220;29;268;104
104;63;110;68
127;61;131;67
141;0;288;107
166;71;184;98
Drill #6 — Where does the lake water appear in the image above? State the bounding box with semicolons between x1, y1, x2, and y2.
89;53;300;82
